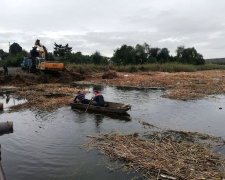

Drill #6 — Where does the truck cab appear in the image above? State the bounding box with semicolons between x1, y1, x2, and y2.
21;57;32;70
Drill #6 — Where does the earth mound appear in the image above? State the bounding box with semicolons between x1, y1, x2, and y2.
102;70;118;79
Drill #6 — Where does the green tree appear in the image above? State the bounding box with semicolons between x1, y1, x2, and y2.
176;46;205;65
142;43;159;63
47;52;54;61
53;43;72;58
0;52;25;66
10;42;22;56
148;47;161;60
91;51;104;65
73;52;83;64
112;45;135;65
0;49;9;60
143;43;150;55
158;48;170;63
134;44;148;64
66;51;83;64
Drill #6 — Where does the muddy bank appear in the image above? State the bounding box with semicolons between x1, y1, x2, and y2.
0;70;84;86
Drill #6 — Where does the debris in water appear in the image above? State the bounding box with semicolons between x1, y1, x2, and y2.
82;131;225;179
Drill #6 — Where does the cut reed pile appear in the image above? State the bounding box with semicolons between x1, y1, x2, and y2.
0;70;84;86
83;131;225;179
10;84;82;112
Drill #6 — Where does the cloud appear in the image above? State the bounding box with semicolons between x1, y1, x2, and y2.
208;31;224;39
158;37;189;43
0;0;225;58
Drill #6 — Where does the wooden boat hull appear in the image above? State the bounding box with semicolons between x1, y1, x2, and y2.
70;101;131;114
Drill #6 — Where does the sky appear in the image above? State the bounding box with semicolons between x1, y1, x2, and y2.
0;0;225;59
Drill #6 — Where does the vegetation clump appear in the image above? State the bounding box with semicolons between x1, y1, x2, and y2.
9;84;79;112
102;70;118;79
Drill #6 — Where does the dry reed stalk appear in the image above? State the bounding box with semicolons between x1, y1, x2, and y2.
10;84;82;112
83;132;225;179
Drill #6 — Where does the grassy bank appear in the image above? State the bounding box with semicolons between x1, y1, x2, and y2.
67;63;225;74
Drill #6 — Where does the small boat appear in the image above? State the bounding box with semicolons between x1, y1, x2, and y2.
70;101;131;114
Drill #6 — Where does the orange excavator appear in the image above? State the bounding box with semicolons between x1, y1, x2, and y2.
21;39;64;73
32;39;64;72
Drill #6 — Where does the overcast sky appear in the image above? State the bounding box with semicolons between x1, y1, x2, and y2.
0;0;224;59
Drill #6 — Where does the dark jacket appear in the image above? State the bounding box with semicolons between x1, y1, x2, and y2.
3;65;8;74
74;93;85;102
93;93;105;106
74;93;89;104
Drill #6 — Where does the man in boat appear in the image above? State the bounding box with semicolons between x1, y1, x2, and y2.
92;90;105;106
74;91;90;104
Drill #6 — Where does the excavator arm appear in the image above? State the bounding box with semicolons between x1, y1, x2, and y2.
35;39;48;60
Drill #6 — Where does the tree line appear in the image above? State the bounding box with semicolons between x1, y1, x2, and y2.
0;42;205;67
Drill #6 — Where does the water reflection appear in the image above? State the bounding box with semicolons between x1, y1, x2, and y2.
6;94;10;104
92;84;104;92
115;85;165;91
71;108;131;125
0;93;27;111
94;114;103;129
71;84;105;95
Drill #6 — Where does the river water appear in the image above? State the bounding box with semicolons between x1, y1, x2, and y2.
0;85;225;180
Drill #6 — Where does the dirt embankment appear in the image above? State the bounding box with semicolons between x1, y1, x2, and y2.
0;69;85;86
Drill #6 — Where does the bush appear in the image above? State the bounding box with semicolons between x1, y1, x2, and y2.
128;66;138;72
0;53;25;66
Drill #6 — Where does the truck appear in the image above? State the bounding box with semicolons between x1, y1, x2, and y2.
21;58;32;71
22;40;64;74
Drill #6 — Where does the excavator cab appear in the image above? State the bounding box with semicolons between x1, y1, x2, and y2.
36;58;45;69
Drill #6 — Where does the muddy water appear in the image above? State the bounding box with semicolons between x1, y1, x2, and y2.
0;85;225;180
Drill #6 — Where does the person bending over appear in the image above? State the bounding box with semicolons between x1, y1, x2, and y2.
74;91;89;104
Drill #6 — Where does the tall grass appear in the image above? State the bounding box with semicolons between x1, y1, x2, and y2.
195;63;225;71
66;63;225;74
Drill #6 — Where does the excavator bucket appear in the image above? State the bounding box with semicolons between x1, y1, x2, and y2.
35;39;41;46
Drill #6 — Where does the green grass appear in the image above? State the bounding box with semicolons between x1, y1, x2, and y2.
66;63;225;74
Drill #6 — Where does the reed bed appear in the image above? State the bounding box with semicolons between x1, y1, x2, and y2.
85;70;225;100
83;132;225;179
10;84;79;112
67;63;225;74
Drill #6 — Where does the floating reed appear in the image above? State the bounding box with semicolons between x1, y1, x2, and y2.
82;131;225;179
